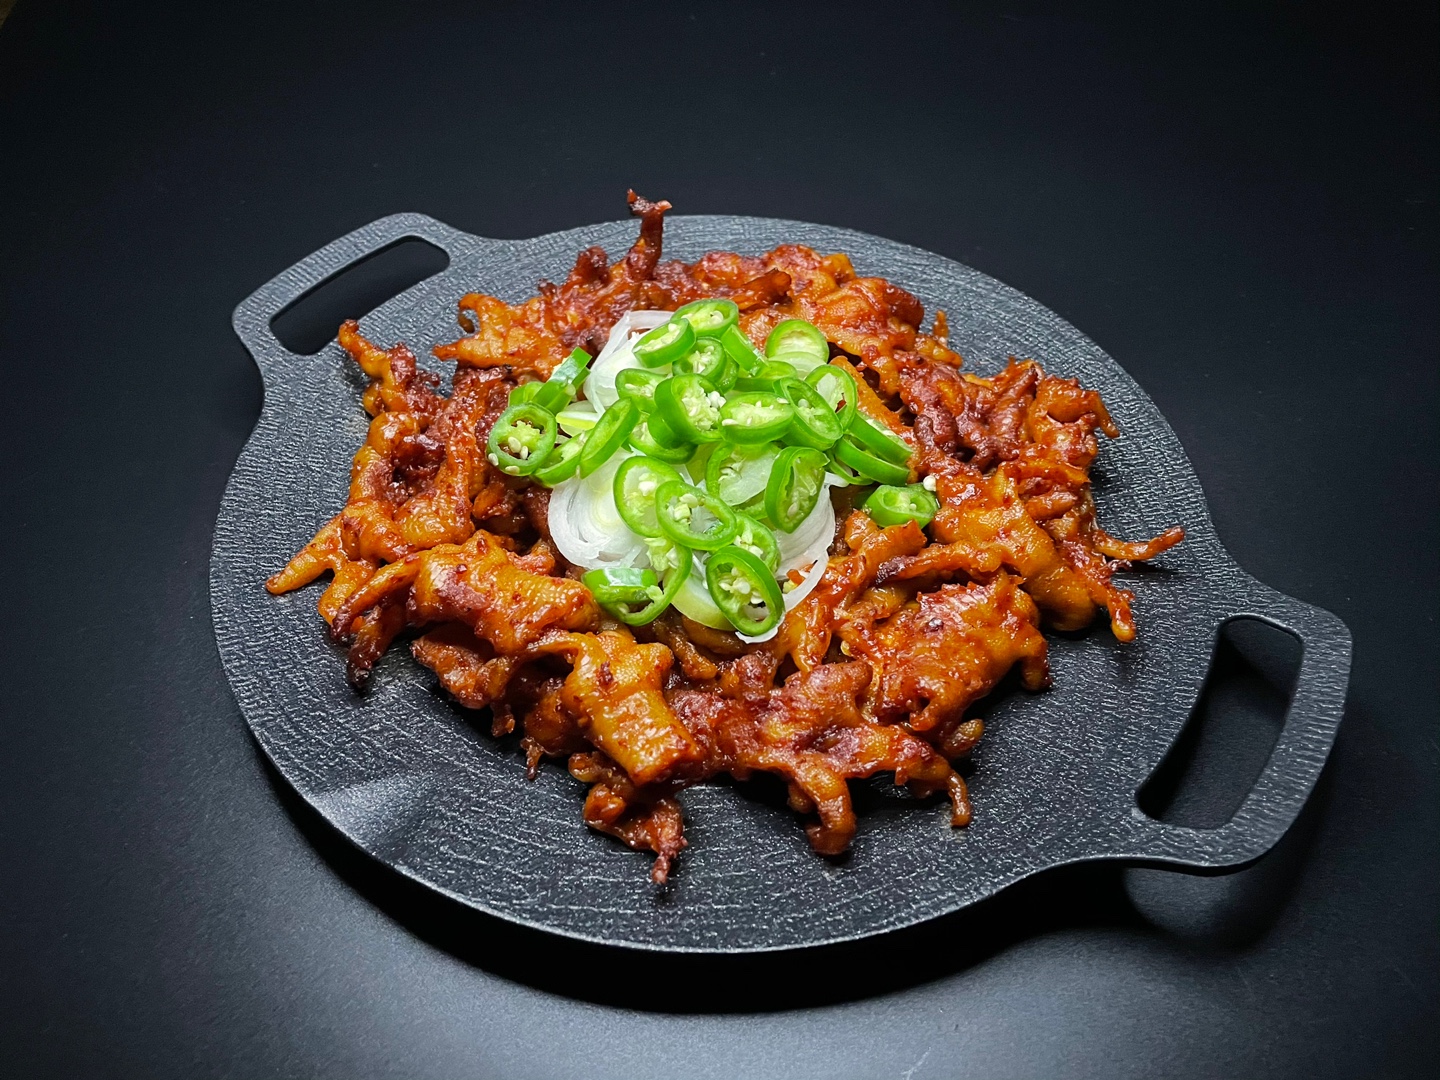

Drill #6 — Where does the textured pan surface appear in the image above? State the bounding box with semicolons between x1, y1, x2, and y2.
213;213;1350;952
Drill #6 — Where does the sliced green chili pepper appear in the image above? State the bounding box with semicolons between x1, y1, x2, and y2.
719;323;765;373
533;347;593;411
710;356;738;393
719;392;796;444
733;511;781;573
577;398;639;476
706;545;785;636
826;455;864;486
848;413;912;466
643;536;690;577
734;489;770;522
705;440;781;506
734;359;799;394
685;440;717;480
533;432;585;486
613;456;684;537
582;566;659;605
767;350;826;378
778;377;844;450
640;405;688;447
832;435;910;485
654;373;723;443
861;483;940;528
532;383;570;413
487;402;557;476
672;560;732;629
674;298;739;338
633;317;695;367
615;367;664;409
765;319;829;367
805;364;858;435
508;381;544;407
627;415;693;463
674;338;734;390
551;345;592;383
596;552;692;627
655;479;740;551
764;446;827;532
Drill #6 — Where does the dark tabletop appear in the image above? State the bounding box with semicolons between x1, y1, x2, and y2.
1;2;1435;1078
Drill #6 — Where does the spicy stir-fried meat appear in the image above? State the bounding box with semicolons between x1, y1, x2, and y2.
267;191;1183;883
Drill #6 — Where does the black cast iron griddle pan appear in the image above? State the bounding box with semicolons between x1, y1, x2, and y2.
212;212;1351;953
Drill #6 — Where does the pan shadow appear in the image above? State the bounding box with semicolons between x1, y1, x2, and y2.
265;757;1141;1013
261;759;1329;1015
258;589;1329;1013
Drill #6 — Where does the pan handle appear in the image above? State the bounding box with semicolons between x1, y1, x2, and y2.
230;212;473;377
1120;576;1351;871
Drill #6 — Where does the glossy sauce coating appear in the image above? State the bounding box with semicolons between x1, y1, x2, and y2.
266;192;1184;883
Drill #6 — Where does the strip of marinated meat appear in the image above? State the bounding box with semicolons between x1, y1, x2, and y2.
673;655;968;856
339;317;443;419
410;623;517;711
839;574;1050;744
526;630;704;787
568;751;687;886
772;511;926;673
391;367;511;550
1042;490;1184;642
930;467;1099;631
433;191;675;378
329;530;598;654
265;514;375;625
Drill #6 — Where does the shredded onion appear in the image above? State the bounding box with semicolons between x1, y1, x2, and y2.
583;310;672;411
672;563;732;629
547;452;648;570
553;341;847;636
736;476;844;643
774;474;843;567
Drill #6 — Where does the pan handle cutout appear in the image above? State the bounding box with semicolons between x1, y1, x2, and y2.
1138;618;1301;830
269;238;449;355
1120;578;1350;872
231;212;475;376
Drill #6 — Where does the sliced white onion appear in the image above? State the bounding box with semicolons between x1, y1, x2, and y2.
547;452;648;570
583;310;672;411
672;560;733;630
774;474;844;567
736;477;844;643
769;350;826;378
556;402;599;435
548;385;845;639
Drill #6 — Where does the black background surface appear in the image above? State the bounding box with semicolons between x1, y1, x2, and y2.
0;2;1435;1078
